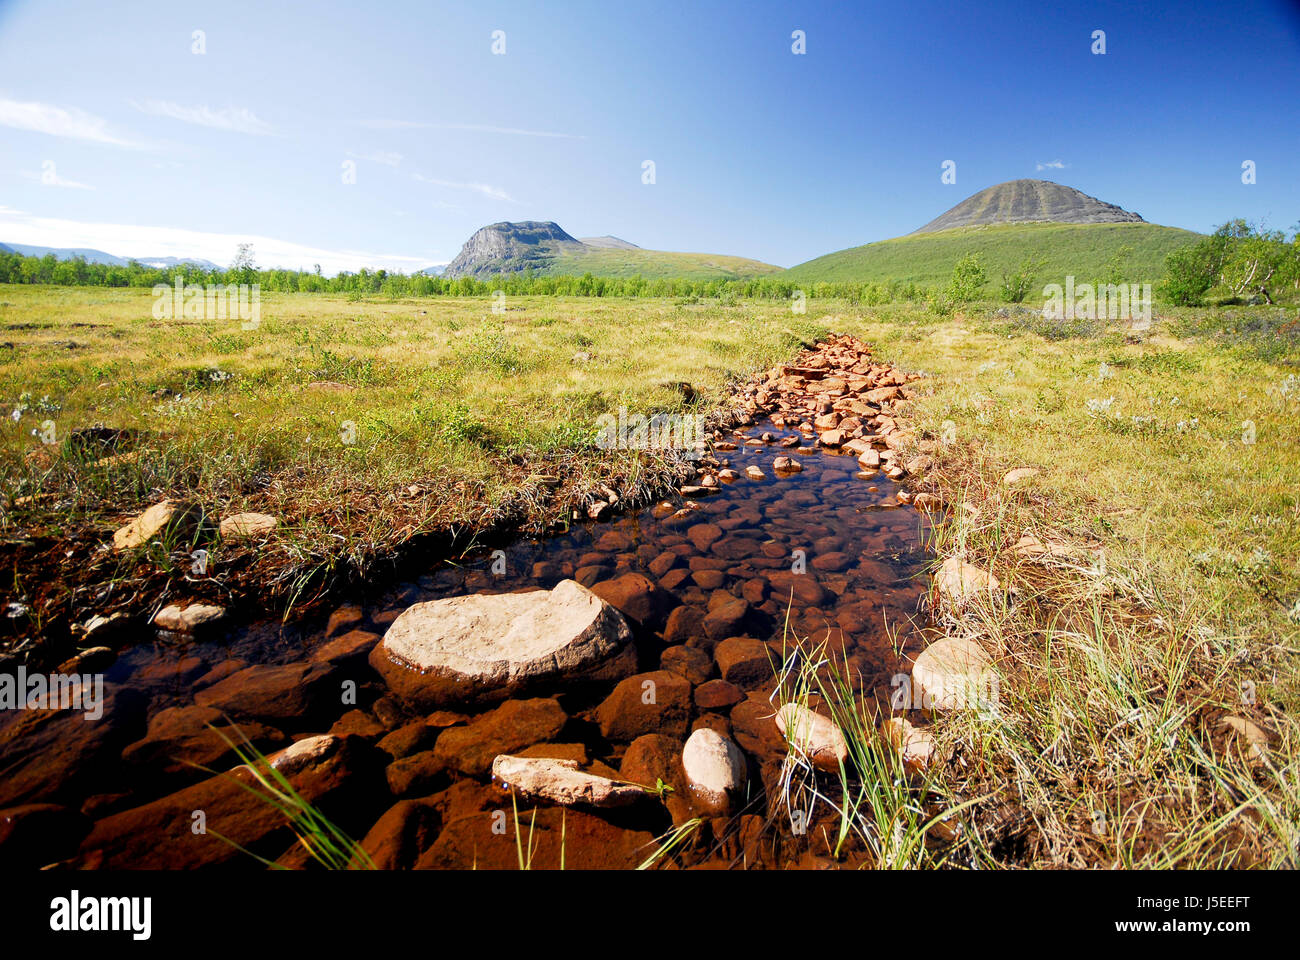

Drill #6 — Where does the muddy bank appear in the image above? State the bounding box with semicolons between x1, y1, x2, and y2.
1;334;943;870
0;442;696;670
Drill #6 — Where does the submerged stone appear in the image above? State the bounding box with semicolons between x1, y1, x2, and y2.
369;579;635;709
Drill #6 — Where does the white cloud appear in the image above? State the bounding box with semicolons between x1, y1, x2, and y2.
0;206;430;276
1036;159;1068;171
366;119;584;139
20;169;93;190
130;100;274;135
0;97;144;148
348;149;403;167
412;172;514;202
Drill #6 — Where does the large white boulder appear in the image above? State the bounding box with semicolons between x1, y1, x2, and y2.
369;579;636;709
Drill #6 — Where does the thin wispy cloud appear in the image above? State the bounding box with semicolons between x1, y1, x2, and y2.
20;169;94;190
1036;159;1068;171
130;100;274;136
348;149;403;167
365;119;584;139
0;97;144;148
0;205;431;276
412;172;514;202
435;123;585;139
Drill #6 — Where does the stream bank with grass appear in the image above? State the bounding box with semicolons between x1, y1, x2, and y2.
4;332;946;869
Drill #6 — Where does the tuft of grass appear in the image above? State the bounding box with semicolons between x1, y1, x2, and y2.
196;724;374;870
637;817;705;870
770;628;984;869
505;788;566;870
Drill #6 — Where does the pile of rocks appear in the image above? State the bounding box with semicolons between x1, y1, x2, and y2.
675;335;933;498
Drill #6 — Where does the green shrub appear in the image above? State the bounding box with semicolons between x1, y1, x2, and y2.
946;252;987;303
1162;244;1217;306
1000;255;1045;303
455;320;527;375
433;402;490;445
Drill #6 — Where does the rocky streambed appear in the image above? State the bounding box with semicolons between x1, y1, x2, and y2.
1;334;953;870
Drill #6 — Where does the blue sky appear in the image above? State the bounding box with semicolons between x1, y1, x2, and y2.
1;0;1297;273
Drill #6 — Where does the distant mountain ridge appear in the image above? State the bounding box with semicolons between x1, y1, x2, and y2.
578;236;639;250
4;179;1177;284
913;179;1145;234
441;220;777;280
784;178;1189;284
0;242;219;270
785;221;1199;286
0;242;127;265
136;255;222;270
443;221;584;278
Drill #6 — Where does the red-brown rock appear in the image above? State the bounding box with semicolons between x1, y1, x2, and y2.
596;670;691;741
